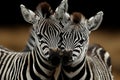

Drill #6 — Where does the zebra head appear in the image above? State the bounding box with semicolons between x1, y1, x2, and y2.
20;2;63;66
61;11;103;65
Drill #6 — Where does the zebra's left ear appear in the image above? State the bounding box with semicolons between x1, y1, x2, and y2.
86;11;104;31
20;4;39;24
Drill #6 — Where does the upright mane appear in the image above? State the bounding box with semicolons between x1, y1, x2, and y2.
36;2;53;18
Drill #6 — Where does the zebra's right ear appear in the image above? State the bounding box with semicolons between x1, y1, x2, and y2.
20;4;39;24
86;11;103;31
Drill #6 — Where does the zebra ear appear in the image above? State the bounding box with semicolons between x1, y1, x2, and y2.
86;11;104;31
20;4;39;24
54;0;69;19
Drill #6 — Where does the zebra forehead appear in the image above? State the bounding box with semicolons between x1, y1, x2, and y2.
34;19;63;34
64;24;88;35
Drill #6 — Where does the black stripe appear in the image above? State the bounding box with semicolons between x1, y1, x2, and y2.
33;53;51;78
99;49;105;62
4;54;16;80
9;62;15;80
0;51;8;67
22;55;28;80
73;49;80;53
36;50;55;70
62;65;86;80
29;53;40;79
72;65;86;80
1;54;12;76
19;56;25;80
85;63;91;80
42;45;49;50
107;57;112;68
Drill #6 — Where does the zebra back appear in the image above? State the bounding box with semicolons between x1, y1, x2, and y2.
87;44;113;79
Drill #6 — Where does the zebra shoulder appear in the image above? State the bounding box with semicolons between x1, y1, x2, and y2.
87;44;112;71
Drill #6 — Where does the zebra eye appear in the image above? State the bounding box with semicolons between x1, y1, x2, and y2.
37;34;42;39
79;38;85;44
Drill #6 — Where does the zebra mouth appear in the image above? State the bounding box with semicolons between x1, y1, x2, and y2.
48;49;73;66
48;49;61;66
49;53;61;66
62;50;73;65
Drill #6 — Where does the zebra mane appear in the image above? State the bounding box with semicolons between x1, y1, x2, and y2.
36;2;53;18
71;12;85;24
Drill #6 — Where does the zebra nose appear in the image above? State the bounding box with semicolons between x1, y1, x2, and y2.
48;49;61;66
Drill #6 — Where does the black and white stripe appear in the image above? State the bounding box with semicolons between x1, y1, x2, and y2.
0;43;57;80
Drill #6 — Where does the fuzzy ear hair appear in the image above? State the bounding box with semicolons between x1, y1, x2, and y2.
86;11;104;31
20;4;39;24
54;0;69;19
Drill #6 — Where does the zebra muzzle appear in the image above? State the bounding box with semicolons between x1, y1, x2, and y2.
62;50;73;65
48;49;61;66
48;49;73;66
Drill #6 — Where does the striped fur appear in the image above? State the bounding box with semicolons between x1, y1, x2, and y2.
0;2;63;80
0;44;56;80
58;12;113;80
0;0;113;79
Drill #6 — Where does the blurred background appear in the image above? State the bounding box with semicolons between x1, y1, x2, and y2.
0;0;120;79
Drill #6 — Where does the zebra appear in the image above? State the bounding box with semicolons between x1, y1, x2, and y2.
20;1;113;79
58;11;114;80
0;2;64;80
20;0;71;79
23;0;70;52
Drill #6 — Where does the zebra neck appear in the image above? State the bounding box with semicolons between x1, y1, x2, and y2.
61;56;85;78
24;47;56;79
61;56;94;80
32;46;55;68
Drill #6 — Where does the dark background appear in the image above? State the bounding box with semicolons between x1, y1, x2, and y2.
0;0;119;30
